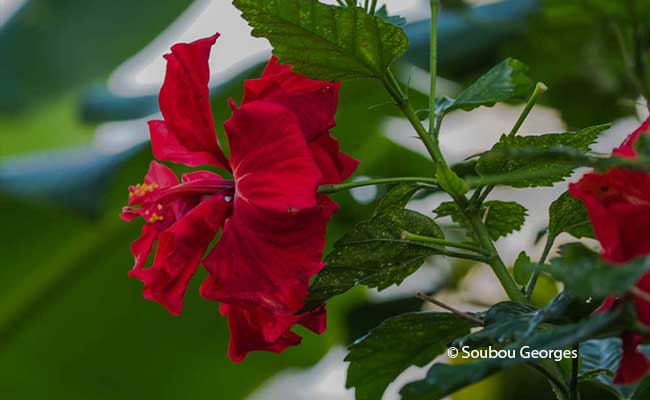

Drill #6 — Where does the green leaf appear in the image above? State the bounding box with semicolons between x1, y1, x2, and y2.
452;292;574;348
482;201;528;240
436;58;535;115
374;184;425;216
476;124;609;188
634;133;650;158
435;165;469;196
233;0;409;80
346;312;476;400
303;207;444;310
513;251;534;286
434;200;527;240
632;376;650;400
548;191;594;241
401;310;619;400
374;5;406;26
549;243;650;300
579;338;620;390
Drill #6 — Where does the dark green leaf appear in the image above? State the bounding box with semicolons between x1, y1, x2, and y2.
549;243;650;300
303;208;444;310
579;338;621;390
434;200;527;240
401;310;619;400
632;376;650;400
436;58;535;115
453;292;573;348
374;184;424;216
482;201;528;240
476;124;609;187
513;251;534;286
233;0;409;80
346;312;476;400
548;191;594;241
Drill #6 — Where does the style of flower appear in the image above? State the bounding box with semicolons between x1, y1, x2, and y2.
570;117;650;384
121;33;358;361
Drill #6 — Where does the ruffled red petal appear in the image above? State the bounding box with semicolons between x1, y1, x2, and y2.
154;33;230;170
309;133;359;184
129;194;232;315
613;332;650;385
242;56;340;142
225;101;322;212
569;169;650;263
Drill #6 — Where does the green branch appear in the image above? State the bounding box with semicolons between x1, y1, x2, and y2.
318;177;437;194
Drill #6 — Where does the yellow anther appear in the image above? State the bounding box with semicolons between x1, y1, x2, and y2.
148;212;164;224
129;181;159;197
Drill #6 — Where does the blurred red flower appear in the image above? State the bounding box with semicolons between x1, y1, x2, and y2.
121;34;358;361
570;118;650;384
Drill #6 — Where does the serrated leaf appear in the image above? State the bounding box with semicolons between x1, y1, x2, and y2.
513;251;534;286
345;312;476;400
436;58;535;116
452;292;573;349
548;191;594;241
374;183;424;216
549;243;650;300
435;165;469;196
476;124;609;188
374;5;406;26
303;208;444;310
435;200;527;240
401;310;619;400
233;0;409;80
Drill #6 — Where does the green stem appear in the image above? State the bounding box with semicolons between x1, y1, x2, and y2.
382;71;446;168
401;231;490;255
466;210;527;303
475;82;548;204
317;177;437;194
570;344;580;400
525;236;553;298
509;82;548;137
429;0;440;137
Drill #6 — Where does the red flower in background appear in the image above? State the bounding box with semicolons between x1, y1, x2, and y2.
570;118;650;384
121;34;358;361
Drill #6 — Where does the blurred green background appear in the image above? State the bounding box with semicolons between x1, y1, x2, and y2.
0;0;645;399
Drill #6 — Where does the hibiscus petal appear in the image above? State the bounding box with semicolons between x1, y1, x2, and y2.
569;176;625;262
129;194;232;315
150;121;229;168
219;303;302;362
201;196;336;360
613;332;650;385
154;33;229;170
309;133;359;184
242;57;340;141
225;101;322;212
130;223;158;271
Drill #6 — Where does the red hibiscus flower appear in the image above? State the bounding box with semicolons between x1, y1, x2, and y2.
570;118;650;384
121;33;358;361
